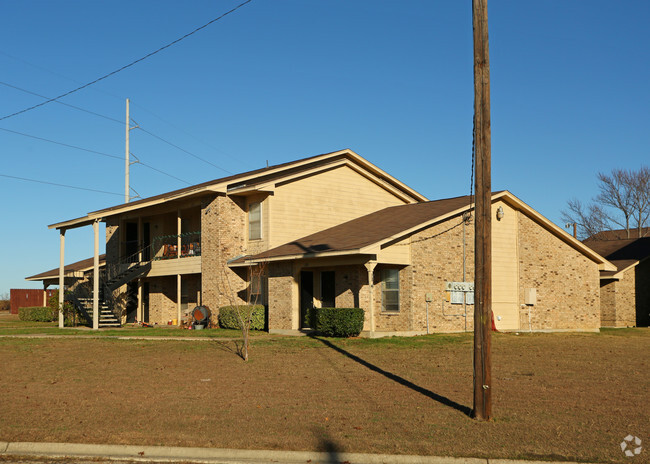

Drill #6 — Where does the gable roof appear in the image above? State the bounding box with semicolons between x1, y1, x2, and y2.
49;149;427;230
233;191;615;271
583;235;650;278
26;254;106;281
586;227;650;241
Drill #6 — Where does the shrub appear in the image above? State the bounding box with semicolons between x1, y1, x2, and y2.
47;290;85;327
0;299;9;312
307;307;364;337
218;305;266;330
18;306;55;322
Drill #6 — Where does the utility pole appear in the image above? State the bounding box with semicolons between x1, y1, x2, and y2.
472;0;492;421
125;98;130;203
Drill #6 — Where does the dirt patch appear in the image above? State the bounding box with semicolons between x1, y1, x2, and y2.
0;330;647;463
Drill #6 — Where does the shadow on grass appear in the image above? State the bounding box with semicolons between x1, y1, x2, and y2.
312;335;472;417
313;429;343;464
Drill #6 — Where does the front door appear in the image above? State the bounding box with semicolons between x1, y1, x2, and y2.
300;271;314;329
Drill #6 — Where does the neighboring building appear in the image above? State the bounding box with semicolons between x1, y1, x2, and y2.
236;191;614;335
43;149;614;333
9;289;56;314
47;149;425;327
583;230;650;327
26;255;107;289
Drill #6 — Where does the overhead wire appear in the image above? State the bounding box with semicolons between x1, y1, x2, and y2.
2;80;235;175
0;173;123;197
0;0;253;121
0;81;123;125
0;126;191;185
130;101;255;170
136;126;233;174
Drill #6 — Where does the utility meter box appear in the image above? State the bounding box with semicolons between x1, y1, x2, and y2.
524;288;537;306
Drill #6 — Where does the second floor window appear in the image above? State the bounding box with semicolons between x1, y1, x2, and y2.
249;202;261;240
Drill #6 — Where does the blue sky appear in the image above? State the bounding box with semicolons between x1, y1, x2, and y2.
1;1;648;295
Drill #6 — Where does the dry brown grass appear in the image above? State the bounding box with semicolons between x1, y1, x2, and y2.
0;329;647;463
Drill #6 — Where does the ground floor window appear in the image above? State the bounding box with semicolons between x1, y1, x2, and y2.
249;269;267;305
381;268;400;312
321;271;335;308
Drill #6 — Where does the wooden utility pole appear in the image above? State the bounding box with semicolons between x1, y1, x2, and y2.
472;0;492;421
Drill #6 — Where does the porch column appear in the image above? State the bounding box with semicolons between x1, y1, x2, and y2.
58;229;65;329
364;261;377;335
93;219;100;330
137;279;143;322
177;209;182;260
137;216;143;320
177;274;182;326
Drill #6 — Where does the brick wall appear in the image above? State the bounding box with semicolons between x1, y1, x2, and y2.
267;261;294;330
201;194;248;313
406;215;475;333
600;279;617;326
517;213;600;330
636;259;650;326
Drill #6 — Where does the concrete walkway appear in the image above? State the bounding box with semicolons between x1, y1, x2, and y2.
0;442;597;464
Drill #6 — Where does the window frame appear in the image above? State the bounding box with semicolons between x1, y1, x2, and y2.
381;268;400;313
248;201;262;240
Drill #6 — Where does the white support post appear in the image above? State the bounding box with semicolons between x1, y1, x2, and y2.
137;279;143;322
93;219;100;330
364;261;377;336
177;274;182;326
58;229;65;329
177;209;182;259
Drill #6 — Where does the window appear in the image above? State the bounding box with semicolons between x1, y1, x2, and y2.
320;271;335;308
249;268;266;305
249;201;261;240
381;268;400;312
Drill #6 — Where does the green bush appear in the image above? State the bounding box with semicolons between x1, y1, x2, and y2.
307;307;365;337
18;306;55;322
47;290;85;327
218;305;266;330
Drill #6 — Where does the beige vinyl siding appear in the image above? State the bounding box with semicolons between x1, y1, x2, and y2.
149;256;202;277
270;165;407;248
377;238;411;265
491;201;519;330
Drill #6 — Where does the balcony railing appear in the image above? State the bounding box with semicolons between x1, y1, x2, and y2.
152;231;201;260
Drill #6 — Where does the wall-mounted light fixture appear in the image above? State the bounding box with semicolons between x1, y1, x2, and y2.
496;206;505;221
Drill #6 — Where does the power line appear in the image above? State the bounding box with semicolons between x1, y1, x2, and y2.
0;81;123;125
1;82;222;177
130;101;255;170
0;0;253;122
0;126;191;184
0;173;122;197
137;126;233;174
0;126;121;160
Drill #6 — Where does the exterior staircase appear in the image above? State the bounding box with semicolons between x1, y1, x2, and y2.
76;297;121;327
104;262;151;292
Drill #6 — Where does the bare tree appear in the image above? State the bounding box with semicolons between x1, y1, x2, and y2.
219;263;266;362
561;199;609;240
564;166;650;240
596;169;635;238
629;166;650;237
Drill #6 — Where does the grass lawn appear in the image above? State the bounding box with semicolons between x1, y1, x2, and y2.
0;327;647;463
0;312;260;338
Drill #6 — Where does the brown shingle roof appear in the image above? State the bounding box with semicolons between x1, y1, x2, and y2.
583;235;650;273
236;194;475;262
26;255;106;281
